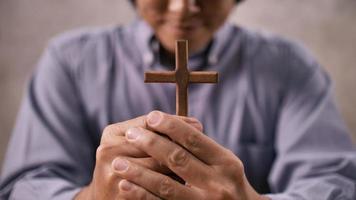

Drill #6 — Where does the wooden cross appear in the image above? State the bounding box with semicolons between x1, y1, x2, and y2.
144;40;218;116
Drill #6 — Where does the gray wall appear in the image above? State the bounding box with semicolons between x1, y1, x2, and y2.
1;0;355;167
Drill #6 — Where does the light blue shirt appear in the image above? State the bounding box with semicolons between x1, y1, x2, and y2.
1;19;355;199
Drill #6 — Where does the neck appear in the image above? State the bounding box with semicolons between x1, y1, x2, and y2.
159;44;175;68
158;40;212;69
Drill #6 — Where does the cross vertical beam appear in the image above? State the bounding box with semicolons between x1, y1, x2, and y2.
175;41;189;116
144;40;218;116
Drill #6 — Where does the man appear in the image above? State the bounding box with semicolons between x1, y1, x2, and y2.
1;0;356;199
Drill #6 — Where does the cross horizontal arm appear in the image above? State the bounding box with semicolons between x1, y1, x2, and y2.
144;40;219;117
144;71;176;83
189;72;219;83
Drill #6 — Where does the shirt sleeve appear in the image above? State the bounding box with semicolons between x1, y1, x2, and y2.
0;41;96;199
265;44;356;199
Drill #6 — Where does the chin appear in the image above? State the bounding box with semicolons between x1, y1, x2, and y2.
158;29;208;52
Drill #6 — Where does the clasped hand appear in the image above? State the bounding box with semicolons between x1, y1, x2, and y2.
76;111;265;200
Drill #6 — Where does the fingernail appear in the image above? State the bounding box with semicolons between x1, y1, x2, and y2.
126;128;142;140
147;111;161;126
119;180;133;191
113;158;128;172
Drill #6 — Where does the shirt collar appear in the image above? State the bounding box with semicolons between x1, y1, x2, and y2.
131;18;155;66
207;22;236;66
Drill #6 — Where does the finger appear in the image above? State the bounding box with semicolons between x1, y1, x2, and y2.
177;116;203;132
115;115;202;134
125;127;211;186
146;111;228;164
118;179;160;200
102;114;202;142
101;116;146;142
98;112;203;159
99;116;148;158
96;136;148;161
126;157;172;175
127;157;184;184
113;158;203;200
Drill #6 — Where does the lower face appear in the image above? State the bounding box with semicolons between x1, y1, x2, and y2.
135;0;235;55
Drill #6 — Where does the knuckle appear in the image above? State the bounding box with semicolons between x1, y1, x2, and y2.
184;132;201;152
189;117;199;122
118;137;129;146
96;144;112;161
144;133;158;147
194;122;203;132
168;147;189;168
107;171;118;184
220;150;245;179
116;121;128;132
102;124;121;139
103;124;115;135
134;188;149;200
234;158;244;172
225;153;244;172
130;164;143;179
164;117;177;132
189;118;203;130
215;186;234;200
204;182;235;200
158;178;175;199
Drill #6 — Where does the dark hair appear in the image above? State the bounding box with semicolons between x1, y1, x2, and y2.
130;0;244;5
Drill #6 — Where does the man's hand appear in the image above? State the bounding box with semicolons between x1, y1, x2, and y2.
114;111;268;200
75;114;203;200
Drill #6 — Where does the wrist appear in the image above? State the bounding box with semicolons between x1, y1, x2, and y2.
74;185;93;200
242;175;270;200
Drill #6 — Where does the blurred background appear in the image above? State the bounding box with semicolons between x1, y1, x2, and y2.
0;0;355;167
